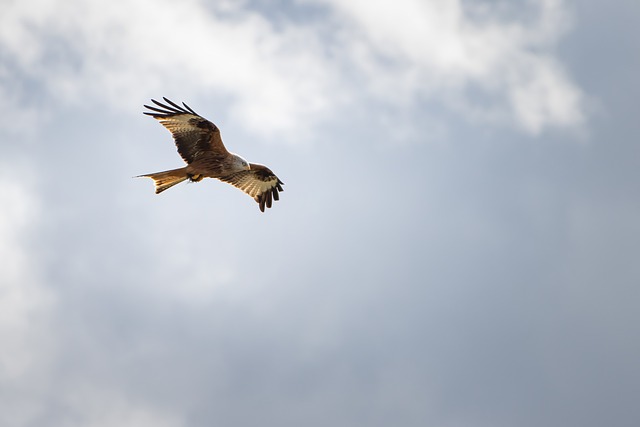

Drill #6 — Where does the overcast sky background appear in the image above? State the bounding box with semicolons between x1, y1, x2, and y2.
1;0;639;426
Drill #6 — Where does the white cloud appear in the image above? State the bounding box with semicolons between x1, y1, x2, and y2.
508;55;585;134
0;173;51;379
307;0;586;134
0;0;337;138
59;386;185;427
0;169;56;426
0;0;585;140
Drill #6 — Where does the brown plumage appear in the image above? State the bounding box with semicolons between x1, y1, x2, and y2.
139;98;284;212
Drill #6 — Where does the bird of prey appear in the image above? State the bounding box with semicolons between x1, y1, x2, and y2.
139;97;284;212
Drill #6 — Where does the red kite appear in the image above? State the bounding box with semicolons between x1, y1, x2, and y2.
139;98;284;212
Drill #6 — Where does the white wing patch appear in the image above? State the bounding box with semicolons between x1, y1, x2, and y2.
157;116;202;138
230;173;279;199
219;168;283;211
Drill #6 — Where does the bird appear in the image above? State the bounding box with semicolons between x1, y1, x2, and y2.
138;97;284;212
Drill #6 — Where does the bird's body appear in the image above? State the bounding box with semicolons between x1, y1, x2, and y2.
139;98;283;211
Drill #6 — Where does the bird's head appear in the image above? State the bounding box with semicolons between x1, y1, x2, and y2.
232;153;251;171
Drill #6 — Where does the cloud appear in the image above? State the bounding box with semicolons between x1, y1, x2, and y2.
0;171;49;376
0;0;585;141
0;168;56;426
2;2;639;427
309;0;585;134
508;54;585;134
49;386;185;427
0;0;336;138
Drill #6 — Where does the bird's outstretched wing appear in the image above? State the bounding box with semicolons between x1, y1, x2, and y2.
143;97;228;163
220;164;284;212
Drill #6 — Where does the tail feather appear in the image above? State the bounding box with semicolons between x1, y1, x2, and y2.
138;167;188;194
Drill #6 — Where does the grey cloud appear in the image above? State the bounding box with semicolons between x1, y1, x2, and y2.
1;1;639;427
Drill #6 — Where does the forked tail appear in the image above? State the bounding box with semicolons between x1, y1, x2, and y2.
138;167;188;194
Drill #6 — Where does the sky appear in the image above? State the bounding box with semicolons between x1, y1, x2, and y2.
1;0;639;426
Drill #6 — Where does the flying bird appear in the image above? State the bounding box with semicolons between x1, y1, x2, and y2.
138;98;284;212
